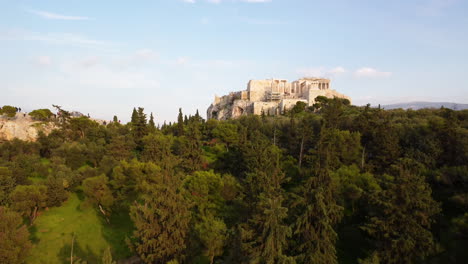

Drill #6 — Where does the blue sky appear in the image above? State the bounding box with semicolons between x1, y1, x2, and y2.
1;0;467;122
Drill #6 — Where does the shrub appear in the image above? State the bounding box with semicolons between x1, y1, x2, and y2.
29;109;53;121
0;105;17;118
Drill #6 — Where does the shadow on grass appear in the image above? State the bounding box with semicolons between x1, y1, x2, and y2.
28;224;40;244
76;190;86;201
100;207;134;260
58;234;99;264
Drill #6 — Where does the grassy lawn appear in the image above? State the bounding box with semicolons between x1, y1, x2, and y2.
26;193;133;264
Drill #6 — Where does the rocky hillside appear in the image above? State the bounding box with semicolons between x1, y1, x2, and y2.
0;113;55;142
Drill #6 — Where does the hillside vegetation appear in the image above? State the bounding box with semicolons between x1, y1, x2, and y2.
0;98;467;264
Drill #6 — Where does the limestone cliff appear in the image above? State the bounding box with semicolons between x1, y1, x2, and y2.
207;78;351;120
0;113;55;142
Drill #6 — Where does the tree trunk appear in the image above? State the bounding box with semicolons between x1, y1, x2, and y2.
30;206;38;225
210;254;214;264
99;204;110;223
71;232;75;264
361;146;366;169
299;134;305;168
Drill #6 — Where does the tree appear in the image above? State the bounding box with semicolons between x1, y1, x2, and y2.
148;112;156;133
82;175;114;219
131;107;148;150
361;159;441;263
10;185;47;225
29;108;53;121
180;120;205;172
113;115;118;123
241;137;293;263
130;181;191;264
0;207;32;263
0;167;15;206
0;105;17;118
131;108;138;124
45;175;68;207
177;108;185;136
195;215;227;264
294;169;343;264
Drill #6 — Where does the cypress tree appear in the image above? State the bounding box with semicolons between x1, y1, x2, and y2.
148;112;156;133
177;108;184;136
131;108;138;124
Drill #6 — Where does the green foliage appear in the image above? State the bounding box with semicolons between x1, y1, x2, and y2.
290;101;307;115
130;180;190;263
362;159;441;263
131;107;148;150
177;108;185;136
0;167;15;205
82;175;114;216
0;207;32;263
148;112;157;133
10;184;47;224
29;108;53;121
45;175;68;207
0;104;466;263
194;215;227;264
294;170;343;264
0;105;17;118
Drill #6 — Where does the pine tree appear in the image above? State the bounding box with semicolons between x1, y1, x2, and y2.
113;115;118;123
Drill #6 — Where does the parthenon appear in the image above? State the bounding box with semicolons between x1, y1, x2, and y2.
207;77;351;120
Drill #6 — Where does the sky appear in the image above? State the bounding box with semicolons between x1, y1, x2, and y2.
1;0;467;123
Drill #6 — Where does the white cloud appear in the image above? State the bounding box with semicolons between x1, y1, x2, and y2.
1;29;114;50
297;66;347;78
176;57;190;65
33;56;52;66
329;66;346;74
298;67;326;78
183;0;196;3
58;59;160;90
134;49;158;60
354;67;392;78
28;9;91;20
79;56;99;68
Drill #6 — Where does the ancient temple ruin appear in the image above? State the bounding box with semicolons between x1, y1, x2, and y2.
207;78;351;120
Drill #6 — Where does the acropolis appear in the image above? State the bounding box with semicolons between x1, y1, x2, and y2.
207;78;351;120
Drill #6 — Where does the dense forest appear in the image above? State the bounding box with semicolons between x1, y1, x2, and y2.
0;97;467;264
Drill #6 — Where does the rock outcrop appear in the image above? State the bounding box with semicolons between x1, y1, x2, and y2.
0;113;55;142
207;78;351;120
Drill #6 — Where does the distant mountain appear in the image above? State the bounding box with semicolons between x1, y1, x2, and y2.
381;102;468;110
